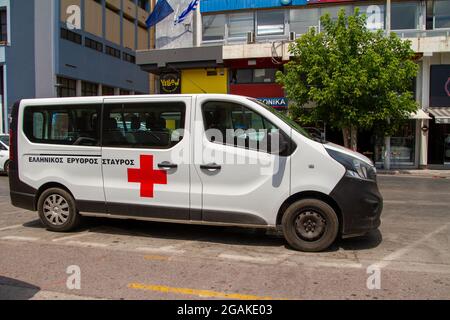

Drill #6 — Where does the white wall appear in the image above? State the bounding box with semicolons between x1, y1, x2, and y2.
155;0;195;49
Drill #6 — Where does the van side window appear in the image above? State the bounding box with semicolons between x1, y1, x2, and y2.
102;102;185;149
23;105;101;146
202;101;280;152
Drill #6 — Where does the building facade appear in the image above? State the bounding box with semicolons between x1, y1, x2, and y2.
137;0;450;169
0;0;154;132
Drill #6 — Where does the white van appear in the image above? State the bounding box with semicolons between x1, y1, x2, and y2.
9;95;382;252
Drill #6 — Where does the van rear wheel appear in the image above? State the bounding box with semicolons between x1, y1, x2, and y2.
38;188;81;232
282;199;339;252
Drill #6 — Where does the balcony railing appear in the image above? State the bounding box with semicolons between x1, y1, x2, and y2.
202;27;450;47
393;29;450;39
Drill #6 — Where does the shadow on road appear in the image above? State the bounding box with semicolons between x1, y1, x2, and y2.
21;216;383;252
0;276;41;300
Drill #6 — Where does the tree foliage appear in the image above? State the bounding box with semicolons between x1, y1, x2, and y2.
277;9;418;149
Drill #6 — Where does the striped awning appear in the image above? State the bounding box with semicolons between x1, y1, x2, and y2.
410;109;431;120
429;108;450;124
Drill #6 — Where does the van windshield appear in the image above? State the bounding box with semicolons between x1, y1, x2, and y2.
249;99;312;139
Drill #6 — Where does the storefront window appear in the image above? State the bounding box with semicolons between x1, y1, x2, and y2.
228;12;254;38
445;133;450;164
434;0;450;29
257;10;285;36
202;14;226;42
290;8;320;35
375;120;416;167
391;1;420;30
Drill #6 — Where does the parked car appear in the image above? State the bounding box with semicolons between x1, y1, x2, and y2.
0;134;10;175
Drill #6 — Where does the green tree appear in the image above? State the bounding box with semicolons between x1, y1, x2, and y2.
277;8;418;150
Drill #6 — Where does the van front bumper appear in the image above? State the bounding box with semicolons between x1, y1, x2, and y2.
330;175;383;237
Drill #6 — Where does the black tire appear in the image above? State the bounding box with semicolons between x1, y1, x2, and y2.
38;188;81;232
282;199;339;252
4;160;9;176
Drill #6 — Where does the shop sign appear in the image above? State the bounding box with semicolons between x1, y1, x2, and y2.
257;97;288;108
430;65;450;107
159;73;181;94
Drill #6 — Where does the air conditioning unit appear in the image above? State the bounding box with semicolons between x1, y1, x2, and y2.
247;31;255;44
289;31;296;41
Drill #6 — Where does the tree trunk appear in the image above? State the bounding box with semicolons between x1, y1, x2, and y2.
342;127;350;149
342;126;358;151
384;136;391;170
350;126;358;151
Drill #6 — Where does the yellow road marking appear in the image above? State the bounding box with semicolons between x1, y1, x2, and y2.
144;255;170;261
128;283;276;300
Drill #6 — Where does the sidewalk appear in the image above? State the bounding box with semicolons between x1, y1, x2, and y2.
378;169;450;178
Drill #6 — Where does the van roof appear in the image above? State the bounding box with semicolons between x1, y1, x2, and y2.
19;94;252;105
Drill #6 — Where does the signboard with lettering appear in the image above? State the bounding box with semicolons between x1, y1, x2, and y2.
430;65;450;108
159;73;181;94
201;0;358;13
257;97;288;108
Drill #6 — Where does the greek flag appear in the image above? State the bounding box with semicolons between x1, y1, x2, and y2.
174;0;199;25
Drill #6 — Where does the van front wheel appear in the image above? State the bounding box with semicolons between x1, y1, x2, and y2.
282;199;339;252
38;188;81;232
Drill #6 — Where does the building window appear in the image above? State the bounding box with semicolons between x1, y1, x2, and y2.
123;52;136;64
257;10;285;36
82;81;99;96
85;37;103;52
0;8;7;43
105;45;121;59
202;14;226;42
391;1;420;30
356;4;385;30
231;69;278;84
434;0;450;29
102;85;115;96
321;5;353;21
228;12;255;38
57;77;77;97
61;28;82;45
290;8;320;35
137;0;149;11
120;89;131;95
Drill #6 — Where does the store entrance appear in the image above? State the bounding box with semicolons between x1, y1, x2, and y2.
428;119;450;165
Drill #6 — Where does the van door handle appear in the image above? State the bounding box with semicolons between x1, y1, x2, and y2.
158;162;178;169
200;163;222;171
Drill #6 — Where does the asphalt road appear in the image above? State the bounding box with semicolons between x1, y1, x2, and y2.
0;174;449;300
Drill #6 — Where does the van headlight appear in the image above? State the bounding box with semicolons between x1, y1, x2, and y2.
326;148;377;181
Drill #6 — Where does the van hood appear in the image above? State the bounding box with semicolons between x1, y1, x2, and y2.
323;142;374;166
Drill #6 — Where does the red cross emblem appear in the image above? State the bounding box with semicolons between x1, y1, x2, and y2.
128;155;167;198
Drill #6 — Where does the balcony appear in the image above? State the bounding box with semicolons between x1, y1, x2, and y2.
393;29;450;53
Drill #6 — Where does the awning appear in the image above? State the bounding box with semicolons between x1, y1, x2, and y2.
429;107;450;124
410;109;431;120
